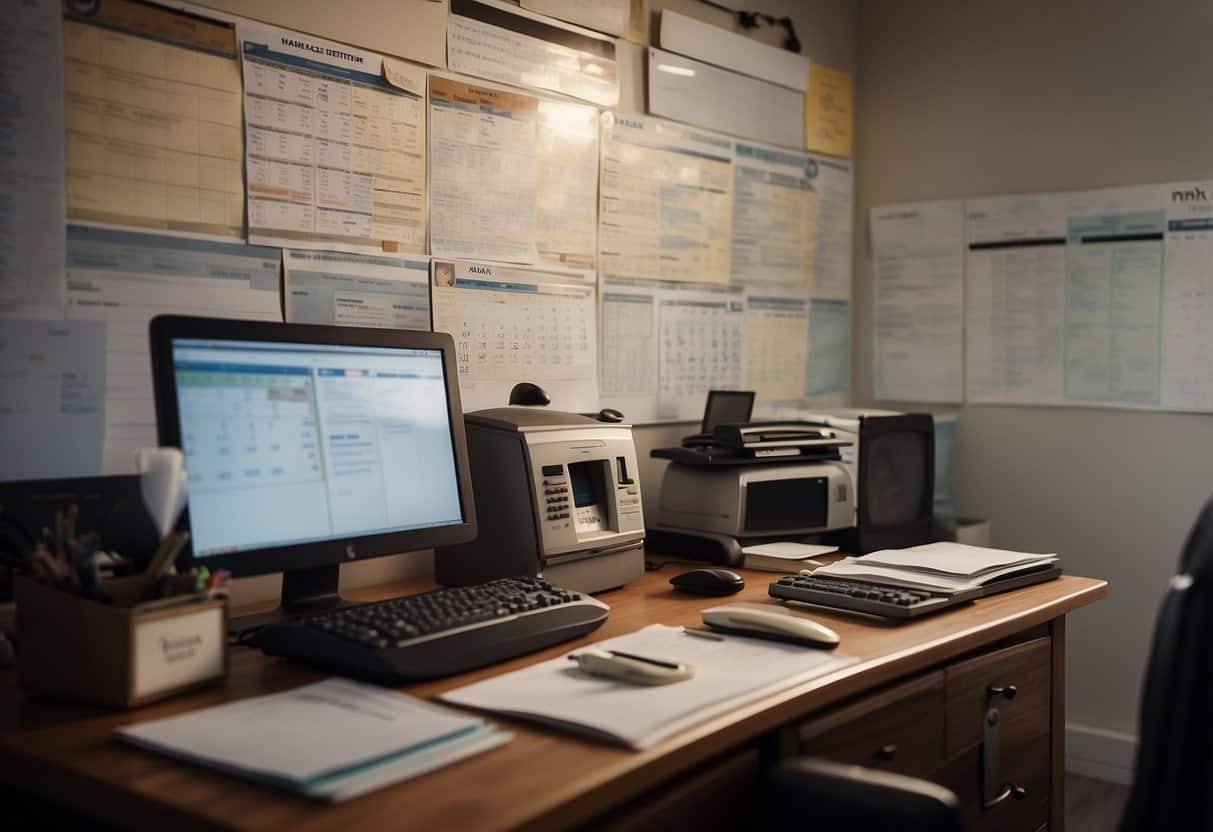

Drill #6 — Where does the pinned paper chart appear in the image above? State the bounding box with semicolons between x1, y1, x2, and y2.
731;142;818;292
871;200;965;404
535;99;600;267
430;260;597;412
241;21;427;252
428;77;539;265
599;279;745;422
63;1;243;238
744;292;810;402
284;249;430;331
599;112;734;284
805;299;851;399
810;157;855;301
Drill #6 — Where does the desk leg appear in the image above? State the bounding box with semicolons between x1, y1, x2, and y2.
1050;616;1066;832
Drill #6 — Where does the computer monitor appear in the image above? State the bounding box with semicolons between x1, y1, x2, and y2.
149;315;477;632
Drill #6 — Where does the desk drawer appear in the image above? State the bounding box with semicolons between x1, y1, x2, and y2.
945;637;1052;757
795;671;945;775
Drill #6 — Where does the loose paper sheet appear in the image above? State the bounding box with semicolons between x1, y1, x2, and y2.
744;291;811;403
599;112;734;284
871;200;965;403
535;99;600;267
810;156;855;301
731;142;818;291
1;0;65;308
599;279;745;422
447;0;619;107
241;22;427;252
428;76;539;264
63;0;243;238
805;298;851;398
284;249;430;330
64;226;282;474
430;259;597;412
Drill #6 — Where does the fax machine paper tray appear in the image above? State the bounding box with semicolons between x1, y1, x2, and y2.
651;444;845;466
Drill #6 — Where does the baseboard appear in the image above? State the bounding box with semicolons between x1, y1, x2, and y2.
1065;722;1137;786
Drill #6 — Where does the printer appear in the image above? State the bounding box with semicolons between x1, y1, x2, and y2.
434;407;645;593
647;421;855;565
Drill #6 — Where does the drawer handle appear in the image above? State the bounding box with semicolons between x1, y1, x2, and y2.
876;744;898;761
984;783;1026;808
987;684;1018;700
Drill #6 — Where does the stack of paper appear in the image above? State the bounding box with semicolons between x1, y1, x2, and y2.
115;679;511;802
814;542;1059;593
440;624;858;749
742;542;839;573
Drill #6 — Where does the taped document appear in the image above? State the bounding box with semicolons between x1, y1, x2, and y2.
284;250;430;331
241;22;427;252
659;10;809;92
744;292;811;403
871;201;965;404
447;0;619;107
1;0;65;308
599;112;734;284
535;100;600;267
804;65;854;159
731;141;819;291
430;260;598;413
428;77;539;264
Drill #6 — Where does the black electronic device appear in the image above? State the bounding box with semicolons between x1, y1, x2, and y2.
669;568;745;596
149;315;478;634
253;576;609;683
805;412;936;554
701;390;755;433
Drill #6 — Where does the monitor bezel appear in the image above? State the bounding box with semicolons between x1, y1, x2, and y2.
149;314;478;577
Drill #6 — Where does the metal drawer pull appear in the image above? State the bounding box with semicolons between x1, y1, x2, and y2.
876;743;897;761
984;783;1027;808
987;684;1018;700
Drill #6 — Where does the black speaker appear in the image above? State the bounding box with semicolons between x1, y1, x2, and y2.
820;413;935;554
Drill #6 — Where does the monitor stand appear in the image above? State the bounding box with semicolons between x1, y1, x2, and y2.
227;563;363;636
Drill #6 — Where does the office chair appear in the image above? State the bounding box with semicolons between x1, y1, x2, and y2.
1119;497;1213;831
759;758;963;832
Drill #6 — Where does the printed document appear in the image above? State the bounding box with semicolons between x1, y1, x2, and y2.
64;226;282;474
430;260;597;412
804;65;854;159
1161;181;1213;411
448;0;619;107
429;77;539;264
441;624;858;749
871;200;965;403
805;299;850;398
731;142;818;291
599;112;734;284
63;0;243;238
1;0;65;307
0;317;106;480
241;22;427;252
535;99;600;267
284;249;430;330
810;157;855;300
744;292;810;402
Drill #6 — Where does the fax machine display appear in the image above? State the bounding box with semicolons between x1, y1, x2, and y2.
568;461;608;533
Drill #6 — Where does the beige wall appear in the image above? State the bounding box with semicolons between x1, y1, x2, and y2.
854;0;1213;778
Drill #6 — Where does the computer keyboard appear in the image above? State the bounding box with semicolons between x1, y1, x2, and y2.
769;574;980;619
252;576;609;683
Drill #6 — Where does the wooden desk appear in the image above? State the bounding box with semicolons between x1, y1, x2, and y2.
0;568;1105;831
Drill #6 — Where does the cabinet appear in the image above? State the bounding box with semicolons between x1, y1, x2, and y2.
788;635;1054;830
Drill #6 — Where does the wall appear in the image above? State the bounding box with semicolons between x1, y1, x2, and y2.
854;0;1213;782
229;0;859;606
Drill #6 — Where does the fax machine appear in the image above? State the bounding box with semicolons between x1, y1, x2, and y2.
435;407;645;593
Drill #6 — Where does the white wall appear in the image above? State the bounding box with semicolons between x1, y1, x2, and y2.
854;0;1213;781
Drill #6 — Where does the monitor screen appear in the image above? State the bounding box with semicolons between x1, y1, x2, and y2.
169;337;464;557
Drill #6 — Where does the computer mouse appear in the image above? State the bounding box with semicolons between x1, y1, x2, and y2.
669;568;745;596
595;408;625;423
701;603;840;648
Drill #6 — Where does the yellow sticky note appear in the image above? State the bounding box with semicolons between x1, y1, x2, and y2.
804;64;854;159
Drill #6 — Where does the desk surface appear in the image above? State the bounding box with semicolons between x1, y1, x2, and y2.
0;568;1106;831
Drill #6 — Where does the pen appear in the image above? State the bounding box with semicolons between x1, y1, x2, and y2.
682;626;726;641
606;649;682;669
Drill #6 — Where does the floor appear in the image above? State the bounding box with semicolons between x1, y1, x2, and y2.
1066;773;1130;831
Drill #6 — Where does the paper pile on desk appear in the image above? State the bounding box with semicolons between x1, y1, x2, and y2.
115;679;510;802
440;624;859;749
814;542;1059;593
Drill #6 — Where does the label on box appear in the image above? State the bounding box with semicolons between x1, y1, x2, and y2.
132;607;225;699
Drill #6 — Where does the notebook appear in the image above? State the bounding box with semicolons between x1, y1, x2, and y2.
115;678;511;801
440;623;858;749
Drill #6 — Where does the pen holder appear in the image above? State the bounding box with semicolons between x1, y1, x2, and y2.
15;576;229;709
